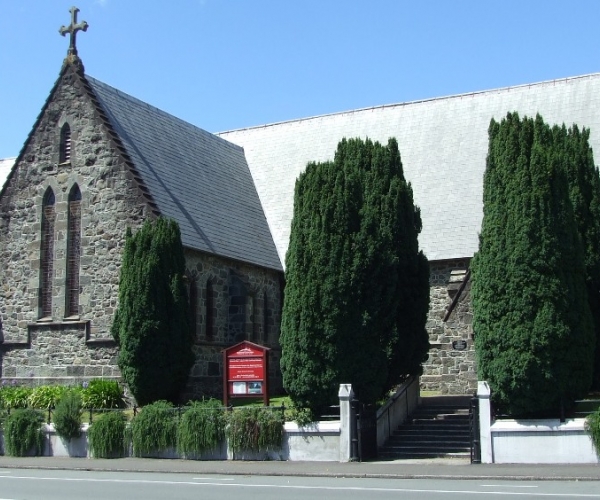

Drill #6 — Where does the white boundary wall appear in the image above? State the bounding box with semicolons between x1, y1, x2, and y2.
0;384;354;461
0;420;344;461
478;381;600;464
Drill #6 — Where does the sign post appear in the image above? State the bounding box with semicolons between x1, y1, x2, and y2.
223;341;270;407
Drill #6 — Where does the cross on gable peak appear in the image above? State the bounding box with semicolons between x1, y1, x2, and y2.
59;6;88;58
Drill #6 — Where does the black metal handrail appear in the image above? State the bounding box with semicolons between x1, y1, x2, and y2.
469;395;481;464
376;375;417;441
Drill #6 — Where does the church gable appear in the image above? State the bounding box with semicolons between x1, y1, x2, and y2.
0;39;283;394
0;63;152;356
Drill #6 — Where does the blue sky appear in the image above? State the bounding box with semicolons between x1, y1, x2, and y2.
1;0;600;159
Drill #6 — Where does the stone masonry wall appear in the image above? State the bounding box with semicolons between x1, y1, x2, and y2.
183;250;283;401
0;67;284;400
421;258;477;395
0;68;149;385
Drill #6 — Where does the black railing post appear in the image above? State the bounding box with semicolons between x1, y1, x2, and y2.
470;395;481;464
387;405;391;441
350;398;359;462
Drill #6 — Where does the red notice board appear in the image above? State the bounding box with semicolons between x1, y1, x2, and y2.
223;341;270;407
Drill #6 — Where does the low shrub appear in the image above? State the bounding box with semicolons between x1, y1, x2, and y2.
585;409;600;458
130;401;177;457
87;411;127;458
53;390;83;441
28;385;68;410
4;408;45;456
81;379;125;409
0;385;33;409
177;399;226;457
226;407;284;453
286;405;314;426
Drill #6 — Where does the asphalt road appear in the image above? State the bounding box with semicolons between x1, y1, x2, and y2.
1;469;599;500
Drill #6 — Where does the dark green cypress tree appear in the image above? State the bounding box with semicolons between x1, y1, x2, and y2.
557;125;600;388
280;138;429;416
472;113;594;416
111;217;194;406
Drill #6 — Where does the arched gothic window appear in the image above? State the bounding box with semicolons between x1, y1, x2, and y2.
40;188;56;318
206;279;214;340
59;123;72;164
189;277;198;337
263;290;269;342
65;184;82;317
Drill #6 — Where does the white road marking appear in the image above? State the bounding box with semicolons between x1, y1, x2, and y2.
192;477;235;481
481;485;539;488
0;475;598;497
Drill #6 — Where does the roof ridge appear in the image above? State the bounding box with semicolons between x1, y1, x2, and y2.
218;72;600;135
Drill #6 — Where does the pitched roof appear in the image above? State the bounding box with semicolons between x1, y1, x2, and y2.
219;73;600;264
85;76;282;272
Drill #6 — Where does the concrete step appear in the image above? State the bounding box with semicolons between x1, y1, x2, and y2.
378;450;471;459
384;441;470;450
413;408;470;416
388;434;470;442
399;423;470;432
378;395;473;461
419;395;473;407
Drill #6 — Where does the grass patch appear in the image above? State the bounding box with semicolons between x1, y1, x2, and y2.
229;396;290;408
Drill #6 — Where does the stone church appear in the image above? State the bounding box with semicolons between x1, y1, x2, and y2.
3;10;600;398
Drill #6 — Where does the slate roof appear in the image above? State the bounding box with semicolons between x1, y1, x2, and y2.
85;76;282;272
0;158;14;191
218;73;600;265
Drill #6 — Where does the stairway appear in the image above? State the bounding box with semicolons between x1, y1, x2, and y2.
378;395;472;460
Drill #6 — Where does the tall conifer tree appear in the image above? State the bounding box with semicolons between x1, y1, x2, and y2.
280;138;429;416
472;113;595;416
557;125;600;388
111;217;194;406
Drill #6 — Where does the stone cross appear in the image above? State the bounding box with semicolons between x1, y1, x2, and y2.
59;6;88;57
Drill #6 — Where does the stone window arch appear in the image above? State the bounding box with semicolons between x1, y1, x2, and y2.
65;184;82;317
40;187;56;318
59;123;72;164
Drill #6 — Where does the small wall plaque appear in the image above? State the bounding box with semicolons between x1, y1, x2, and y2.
452;340;468;351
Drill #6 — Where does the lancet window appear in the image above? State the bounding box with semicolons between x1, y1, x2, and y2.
40;188;56;318
59;123;72;164
65;184;82;317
